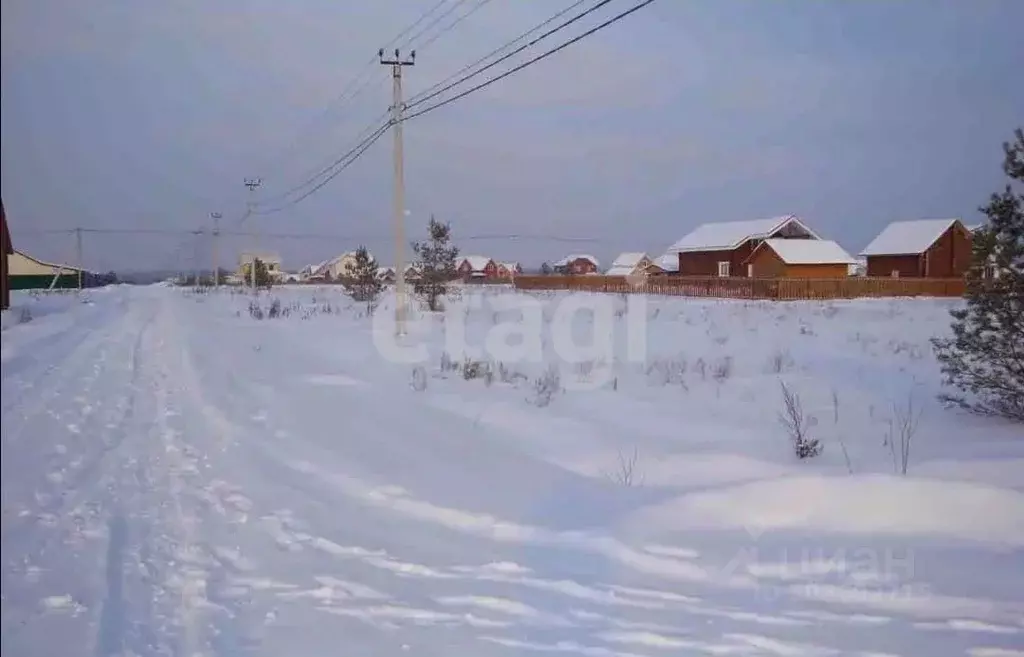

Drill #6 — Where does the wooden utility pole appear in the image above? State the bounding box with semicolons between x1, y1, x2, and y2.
75;227;83;291
380;47;415;336
244;178;262;293
210;212;222;288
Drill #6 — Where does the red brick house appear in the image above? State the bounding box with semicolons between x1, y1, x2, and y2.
667;215;820;277
457;255;497;281
1;199;11;310
860;218;972;278
554;254;600;275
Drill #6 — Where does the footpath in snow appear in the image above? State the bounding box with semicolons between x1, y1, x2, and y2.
1;285;1023;657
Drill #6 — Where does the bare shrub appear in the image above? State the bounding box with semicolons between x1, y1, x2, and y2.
711;355;733;383
766;349;794;374
778;380;821;459
831;388;853;474
644;358;687;388
529;365;561;407
410;366;428;392
496;362;527;384
885;391;923;475
694;357;707;381
248;300;265;320
461;358;490;381
604;446;644;487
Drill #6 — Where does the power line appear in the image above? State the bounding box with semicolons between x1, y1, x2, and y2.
250;122;392;215
406;0;657;123
257;0;492;207
263;0;449;175
237;0;656;213
31;225;608;243
255;111;391;206
402;0;475;49
406;0;592;108
412;0;500;52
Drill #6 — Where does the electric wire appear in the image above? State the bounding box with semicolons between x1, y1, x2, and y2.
405;0;601;110
405;0;656;122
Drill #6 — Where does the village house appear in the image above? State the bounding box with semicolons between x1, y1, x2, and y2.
1;200;10;309
553;254;600;275
238;252;283;281
457;255;497;281
667;215;821;277
305;251;376;282
860;218;972;278
605;252;656;277
496;262;522;279
377;266;396;283
744;239;857;278
8;249;90;290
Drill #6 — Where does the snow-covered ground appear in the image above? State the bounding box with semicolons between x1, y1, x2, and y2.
2;285;1022;657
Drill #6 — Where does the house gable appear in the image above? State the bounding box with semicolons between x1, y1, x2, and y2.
668;215;820;254
606;252;651;276
860;218;963;256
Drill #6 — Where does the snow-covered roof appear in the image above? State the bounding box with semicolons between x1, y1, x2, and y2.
610;252;647;268
754;239;857;265
667;215;819;253
657;253;679;272
606;252;651;275
860;219;962;256
461;255;493;271
553;254;600;267
11;249;90;274
498;261;520;270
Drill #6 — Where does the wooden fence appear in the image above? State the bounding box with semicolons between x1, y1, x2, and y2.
512;275;966;300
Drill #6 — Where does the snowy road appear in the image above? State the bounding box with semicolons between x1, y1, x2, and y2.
3;287;1023;657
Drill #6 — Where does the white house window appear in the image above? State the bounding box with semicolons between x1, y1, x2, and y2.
717;261;730;277
891;270;900;278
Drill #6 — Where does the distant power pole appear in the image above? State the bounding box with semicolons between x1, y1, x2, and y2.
380;47;415;336
192;229;203;287
210;212;222;288
244;178;262;293
75;227;83;291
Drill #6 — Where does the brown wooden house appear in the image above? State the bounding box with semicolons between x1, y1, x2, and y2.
667;215;820;277
745;239;856;278
860;218;972;278
1;199;11;310
554;254;600;275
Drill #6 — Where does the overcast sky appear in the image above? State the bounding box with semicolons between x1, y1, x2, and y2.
2;0;1021;273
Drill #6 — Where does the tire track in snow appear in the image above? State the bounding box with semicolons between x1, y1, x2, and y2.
94;513;128;657
2;302;158;651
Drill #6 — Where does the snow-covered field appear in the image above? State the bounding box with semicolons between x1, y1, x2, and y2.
2;284;1023;657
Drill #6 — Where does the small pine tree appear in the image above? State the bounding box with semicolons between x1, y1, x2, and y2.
347;246;383;313
932;128;1024;421
412;215;459;312
243;258;272;288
